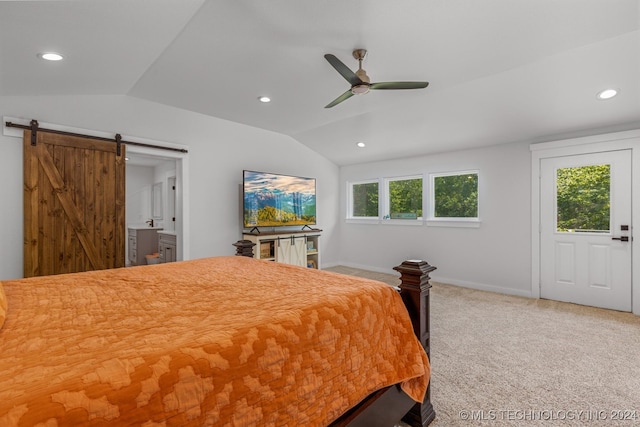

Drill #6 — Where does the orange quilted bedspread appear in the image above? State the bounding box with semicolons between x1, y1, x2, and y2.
0;256;429;426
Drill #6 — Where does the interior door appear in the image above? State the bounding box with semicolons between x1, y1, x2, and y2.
23;130;126;277
540;150;632;311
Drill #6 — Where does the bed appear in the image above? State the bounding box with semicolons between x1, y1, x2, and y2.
0;256;435;426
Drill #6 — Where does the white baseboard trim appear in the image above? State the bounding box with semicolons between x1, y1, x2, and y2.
333;261;534;299
430;275;533;299
320;261;340;269
336;261;398;276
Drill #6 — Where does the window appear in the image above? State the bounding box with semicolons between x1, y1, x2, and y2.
430;171;478;219
349;181;379;218
384;176;423;220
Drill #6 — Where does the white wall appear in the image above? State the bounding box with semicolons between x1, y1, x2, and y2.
0;95;340;280
338;141;532;297
126;164;154;227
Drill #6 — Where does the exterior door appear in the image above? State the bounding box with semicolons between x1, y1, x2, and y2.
23;130;126;277
540;150;632;311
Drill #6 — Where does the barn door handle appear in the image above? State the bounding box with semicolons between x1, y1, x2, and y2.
612;236;630;242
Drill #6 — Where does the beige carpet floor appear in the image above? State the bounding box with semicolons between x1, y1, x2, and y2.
326;266;640;426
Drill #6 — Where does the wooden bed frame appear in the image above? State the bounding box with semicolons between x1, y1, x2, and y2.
330;259;437;427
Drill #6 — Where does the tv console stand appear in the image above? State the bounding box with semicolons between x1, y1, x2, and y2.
243;229;322;269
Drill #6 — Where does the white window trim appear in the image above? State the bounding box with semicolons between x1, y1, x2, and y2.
381;218;425;226
346;179;380;220
382;174;424;221
345;218;382;225
425;218;481;228
429;170;479;222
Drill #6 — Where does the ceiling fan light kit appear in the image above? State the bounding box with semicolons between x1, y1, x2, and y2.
324;49;429;108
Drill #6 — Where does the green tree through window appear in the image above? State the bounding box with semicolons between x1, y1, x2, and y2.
556;164;610;232
389;178;422;218
433;173;478;218
352;182;378;217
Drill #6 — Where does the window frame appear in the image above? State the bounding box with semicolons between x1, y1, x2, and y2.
346;179;381;221
427;170;480;227
382;174;424;225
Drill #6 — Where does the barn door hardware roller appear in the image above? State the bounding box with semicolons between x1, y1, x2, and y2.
115;134;122;156
30;119;39;146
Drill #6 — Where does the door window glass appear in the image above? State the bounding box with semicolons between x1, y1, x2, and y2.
556;164;610;233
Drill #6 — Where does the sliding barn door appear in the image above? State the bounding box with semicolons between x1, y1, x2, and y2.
23;131;126;277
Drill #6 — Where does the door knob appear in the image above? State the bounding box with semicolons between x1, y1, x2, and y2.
612;236;630;242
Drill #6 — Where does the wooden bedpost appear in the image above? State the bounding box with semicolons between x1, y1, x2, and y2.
394;259;436;427
232;240;256;257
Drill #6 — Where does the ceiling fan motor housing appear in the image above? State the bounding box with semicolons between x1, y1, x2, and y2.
352;50;371;94
355;68;370;83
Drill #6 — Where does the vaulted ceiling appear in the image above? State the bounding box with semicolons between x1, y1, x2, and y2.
1;0;638;165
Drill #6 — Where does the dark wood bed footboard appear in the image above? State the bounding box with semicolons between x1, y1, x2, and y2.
331;259;436;427
395;259;436;426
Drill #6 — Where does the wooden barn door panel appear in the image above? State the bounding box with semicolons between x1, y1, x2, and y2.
23;131;125;277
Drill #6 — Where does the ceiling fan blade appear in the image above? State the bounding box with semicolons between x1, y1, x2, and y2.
369;81;429;90
325;89;354;108
324;54;363;86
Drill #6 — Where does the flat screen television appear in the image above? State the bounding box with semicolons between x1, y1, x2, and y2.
243;170;316;228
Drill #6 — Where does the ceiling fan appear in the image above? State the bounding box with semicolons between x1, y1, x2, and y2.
323;49;429;108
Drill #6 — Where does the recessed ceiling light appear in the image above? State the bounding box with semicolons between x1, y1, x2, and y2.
38;52;64;61
596;88;618;100
356;142;366;148
258;96;271;103
125;157;130;161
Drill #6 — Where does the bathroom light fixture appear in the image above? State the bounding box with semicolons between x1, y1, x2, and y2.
596;88;618;100
356;142;366;148
258;96;271;103
38;52;64;61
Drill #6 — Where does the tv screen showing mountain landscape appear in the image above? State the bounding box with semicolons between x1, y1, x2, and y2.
243;170;317;227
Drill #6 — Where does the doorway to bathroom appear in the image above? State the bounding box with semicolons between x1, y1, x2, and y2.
125;147;188;264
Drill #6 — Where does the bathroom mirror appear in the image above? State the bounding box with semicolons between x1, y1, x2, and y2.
152;182;163;220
